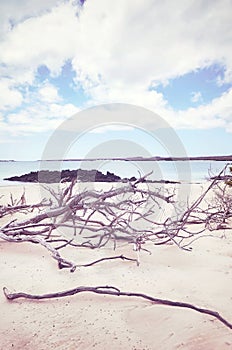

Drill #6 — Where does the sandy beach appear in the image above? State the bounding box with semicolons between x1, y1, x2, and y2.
2;0;232;348
0;182;232;349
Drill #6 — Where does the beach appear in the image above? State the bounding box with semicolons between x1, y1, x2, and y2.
0;182;232;349
2;0;232;348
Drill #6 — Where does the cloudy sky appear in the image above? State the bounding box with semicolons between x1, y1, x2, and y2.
0;0;232;160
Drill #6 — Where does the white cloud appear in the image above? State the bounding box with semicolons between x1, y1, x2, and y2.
0;78;23;110
0;1;79;79
217;68;232;86
86;85;168;113
38;82;61;103
164;88;232;130
0;79;79;135
72;0;232;88
1;0;232;87
191;91;202;103
0;0;232;137
6;101;79;134
0;0;62;39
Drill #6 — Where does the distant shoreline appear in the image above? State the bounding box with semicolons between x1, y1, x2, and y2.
0;160;15;162
1;155;232;162
39;155;232;162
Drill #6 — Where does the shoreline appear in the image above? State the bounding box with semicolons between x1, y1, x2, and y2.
1;155;232;162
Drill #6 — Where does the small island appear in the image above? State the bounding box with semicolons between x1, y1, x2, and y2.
4;169;181;184
4;169;137;183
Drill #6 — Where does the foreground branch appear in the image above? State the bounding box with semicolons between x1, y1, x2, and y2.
3;285;232;330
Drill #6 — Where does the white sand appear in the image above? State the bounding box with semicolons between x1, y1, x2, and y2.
0;183;232;349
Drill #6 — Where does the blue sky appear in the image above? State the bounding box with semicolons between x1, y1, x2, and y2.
0;0;232;160
155;64;231;110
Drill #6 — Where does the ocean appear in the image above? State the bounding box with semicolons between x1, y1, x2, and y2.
0;160;230;186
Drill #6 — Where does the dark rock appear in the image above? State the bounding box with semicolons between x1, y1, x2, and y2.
4;169;124;183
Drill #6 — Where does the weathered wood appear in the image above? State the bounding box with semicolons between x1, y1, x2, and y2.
3;285;232;330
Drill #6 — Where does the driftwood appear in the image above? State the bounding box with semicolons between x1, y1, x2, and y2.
0;174;177;269
0;168;232;270
1;167;232;332
3;285;232;330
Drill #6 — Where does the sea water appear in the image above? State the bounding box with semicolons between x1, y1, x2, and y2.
0;159;230;186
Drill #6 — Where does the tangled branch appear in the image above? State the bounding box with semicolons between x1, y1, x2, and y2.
1;168;232;270
0;175;177;269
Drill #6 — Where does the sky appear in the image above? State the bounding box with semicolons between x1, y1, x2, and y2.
0;0;232;160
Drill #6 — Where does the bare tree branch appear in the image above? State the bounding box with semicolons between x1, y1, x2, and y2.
3;285;232;330
1;168;232;267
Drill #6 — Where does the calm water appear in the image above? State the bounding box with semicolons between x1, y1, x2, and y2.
0;160;230;187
